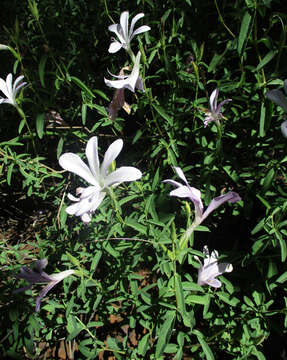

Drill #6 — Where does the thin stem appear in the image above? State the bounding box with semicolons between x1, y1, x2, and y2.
104;0;114;24
16;105;37;155
108;188;125;225
179;222;198;249
214;0;235;38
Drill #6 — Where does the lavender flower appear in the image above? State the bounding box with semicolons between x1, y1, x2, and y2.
164;166;241;227
14;259;74;311
195;246;233;288
266;80;287;138
203;88;232;127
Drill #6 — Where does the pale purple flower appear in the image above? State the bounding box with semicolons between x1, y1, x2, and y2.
164;166;241;227
195;246;233;288
0;73;26;107
108;11;150;54
266;80;287;113
14;259;74;311
281;120;287;138
104;51;142;92
266;80;287;138
204;88;232;127
59;136;142;223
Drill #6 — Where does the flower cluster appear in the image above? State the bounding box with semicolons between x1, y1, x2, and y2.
105;11;150;119
11;9;244;313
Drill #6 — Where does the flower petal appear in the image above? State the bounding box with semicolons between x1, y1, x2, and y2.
0;77;9;98
281;120;287;138
13;75;25;92
36;281;59;312
216;99;232;114
266;89;287;113
6;74;13;100
202;191;241;222
163;179;184;188
86;137;100;180
130;25;151;40
129;13;145;36
209;89;218;111
106;51;141;92
82;212;92;223
35;259;48;272
101;139;123;177
108;41;123;53
49;270;75;281
174;166;189;186
59;153;99;186
205;278;222;288
105;166;142;186
120;11;129;41
169;185;194;198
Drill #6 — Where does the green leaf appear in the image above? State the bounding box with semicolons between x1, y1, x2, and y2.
7;163;14;185
137;333;149;356
275;230;287;262
237;11;254;57
93;88;109;101
152;104;173;126
174;274;186;314
193;330;214;360
18;118;26;134
155;310;176;358
186;294;210;305
259;102;266;137
36;113;45;139
275;271;287;284
70;76;95;98
81;103;87;125
262;168;275;192
125;217;147;235
38;55;48;87
57;137;64;159
253;50;277;72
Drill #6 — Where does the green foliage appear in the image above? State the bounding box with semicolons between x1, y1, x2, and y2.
1;0;287;359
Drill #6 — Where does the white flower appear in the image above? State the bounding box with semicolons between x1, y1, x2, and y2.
104;51;142;92
0;73;26;107
59;136;142;223
108;11;150;54
14;259;74;312
195;246;233;288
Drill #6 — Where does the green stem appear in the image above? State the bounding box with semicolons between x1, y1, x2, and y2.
215;122;223;161
214;0;235;38
179;222;198;249
108;188;125;225
16;105;37;155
